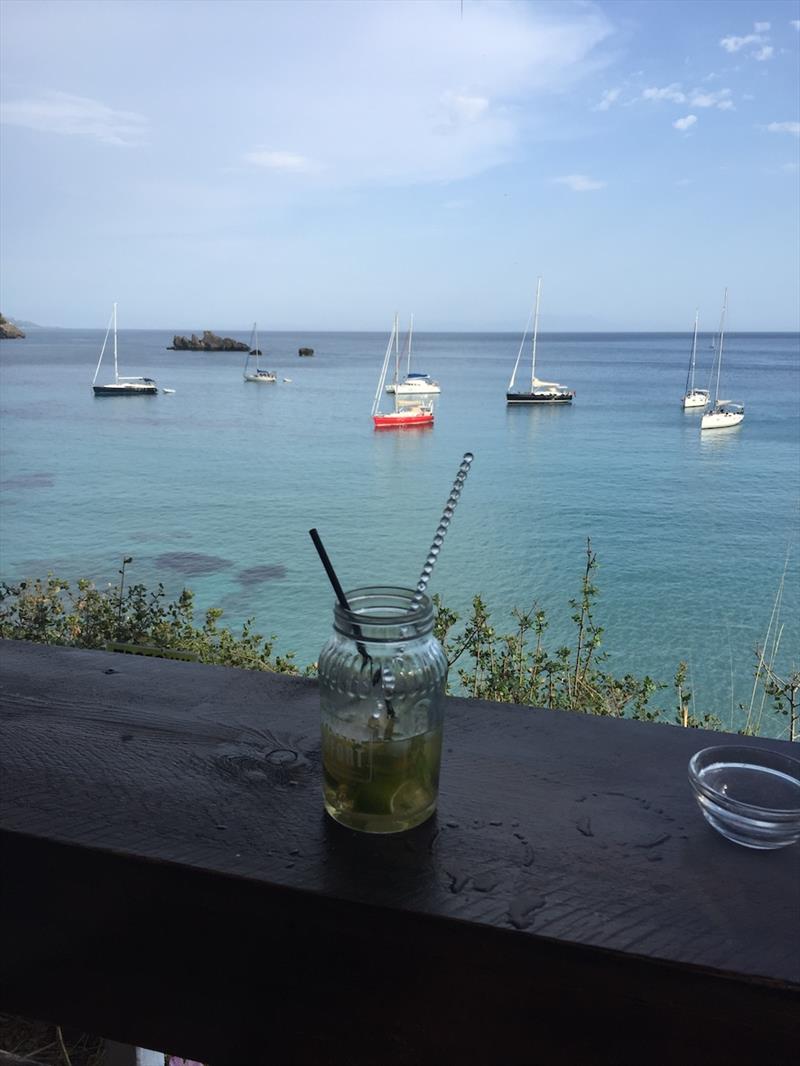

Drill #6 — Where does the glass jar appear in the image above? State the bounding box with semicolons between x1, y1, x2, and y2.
318;587;448;833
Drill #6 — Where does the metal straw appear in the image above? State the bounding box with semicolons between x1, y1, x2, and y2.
410;452;474;609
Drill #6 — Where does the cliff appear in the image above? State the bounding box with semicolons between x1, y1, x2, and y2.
0;314;25;339
168;331;250;352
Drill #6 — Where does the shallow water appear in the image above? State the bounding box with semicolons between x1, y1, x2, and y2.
1;327;798;734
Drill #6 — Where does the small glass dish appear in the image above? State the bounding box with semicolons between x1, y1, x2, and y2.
688;745;800;850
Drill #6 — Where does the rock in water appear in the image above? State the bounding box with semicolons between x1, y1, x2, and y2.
298;347;314;357
168;331;249;352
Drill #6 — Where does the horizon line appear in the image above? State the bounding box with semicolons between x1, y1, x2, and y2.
7;325;800;336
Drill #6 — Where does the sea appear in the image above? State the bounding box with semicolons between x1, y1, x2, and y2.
1;327;798;736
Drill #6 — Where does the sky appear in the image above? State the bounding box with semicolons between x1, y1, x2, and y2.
1;0;799;331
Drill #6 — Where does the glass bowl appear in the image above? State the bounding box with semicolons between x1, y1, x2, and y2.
688;745;800;850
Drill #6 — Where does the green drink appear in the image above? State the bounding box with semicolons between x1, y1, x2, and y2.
318;587;448;833
322;722;443;833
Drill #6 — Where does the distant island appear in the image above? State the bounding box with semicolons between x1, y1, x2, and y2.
168;331;250;352
0;314;25;339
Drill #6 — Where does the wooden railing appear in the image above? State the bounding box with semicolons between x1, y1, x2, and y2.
1;639;797;1065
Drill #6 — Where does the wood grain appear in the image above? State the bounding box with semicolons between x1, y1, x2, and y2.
1;639;798;1064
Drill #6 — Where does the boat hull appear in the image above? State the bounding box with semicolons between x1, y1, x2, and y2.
701;411;744;430
683;391;709;409
386;380;441;396
244;372;277;383
93;383;158;396
506;391;574;405
373;412;434;429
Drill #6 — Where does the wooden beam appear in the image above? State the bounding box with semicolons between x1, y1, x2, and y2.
1;640;798;1063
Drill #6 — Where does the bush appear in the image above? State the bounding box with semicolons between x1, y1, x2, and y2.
0;572;299;675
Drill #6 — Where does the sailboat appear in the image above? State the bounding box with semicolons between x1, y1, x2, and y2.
701;289;744;430
506;278;574;405
385;316;440;396
682;310;709;409
243;323;277;383
372;315;434;429
92;303;158;396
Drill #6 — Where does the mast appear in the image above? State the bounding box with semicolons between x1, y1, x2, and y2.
507;306;534;392
685;309;699;394
713;288;728;405
393;313;401;412
394;312;400;388
113;302;119;384
407;314;414;377
254;321;259;371
92;306;114;385
373;316;398;416
244;321;255;378
530;276;542;387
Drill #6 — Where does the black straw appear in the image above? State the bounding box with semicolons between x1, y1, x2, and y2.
308;528;391;713
309;527;351;611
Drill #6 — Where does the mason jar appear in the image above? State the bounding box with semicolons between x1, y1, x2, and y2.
318;587;448;833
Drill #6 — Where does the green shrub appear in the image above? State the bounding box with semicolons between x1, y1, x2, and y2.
0;574;299;675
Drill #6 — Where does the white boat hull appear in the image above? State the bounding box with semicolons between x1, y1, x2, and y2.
701;410;744;430
244;372;277;383
683;390;709;409
386;379;441;396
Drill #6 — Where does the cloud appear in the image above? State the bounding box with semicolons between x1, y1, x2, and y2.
792;21;800;31
234;2;614;187
673;114;697;131
0;90;147;145
766;121;800;136
675;178;693;186
644;85;734;110
593;87;621;111
689;88;734;109
243;150;316;172
642;83;686;103
719;33;762;53
719;27;773;60
441;91;490;124
552;173;606;191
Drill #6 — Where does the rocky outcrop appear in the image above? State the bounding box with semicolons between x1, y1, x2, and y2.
0;314;25;339
298;347;314;357
168;331;249;352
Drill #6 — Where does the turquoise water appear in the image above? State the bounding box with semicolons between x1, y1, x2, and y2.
1;327;798;733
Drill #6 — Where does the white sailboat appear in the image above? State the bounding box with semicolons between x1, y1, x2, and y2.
682;310;709;409
506;277;574;405
243;323;277;383
701;289;744;430
385;315;441;396
92;303;158;396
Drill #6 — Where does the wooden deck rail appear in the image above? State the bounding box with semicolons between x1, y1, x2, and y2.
1;639;798;1065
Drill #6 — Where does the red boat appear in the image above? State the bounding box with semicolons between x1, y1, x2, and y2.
373;407;434;429
372;314;435;430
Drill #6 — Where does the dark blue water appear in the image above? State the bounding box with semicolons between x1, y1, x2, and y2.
1;327;798;734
